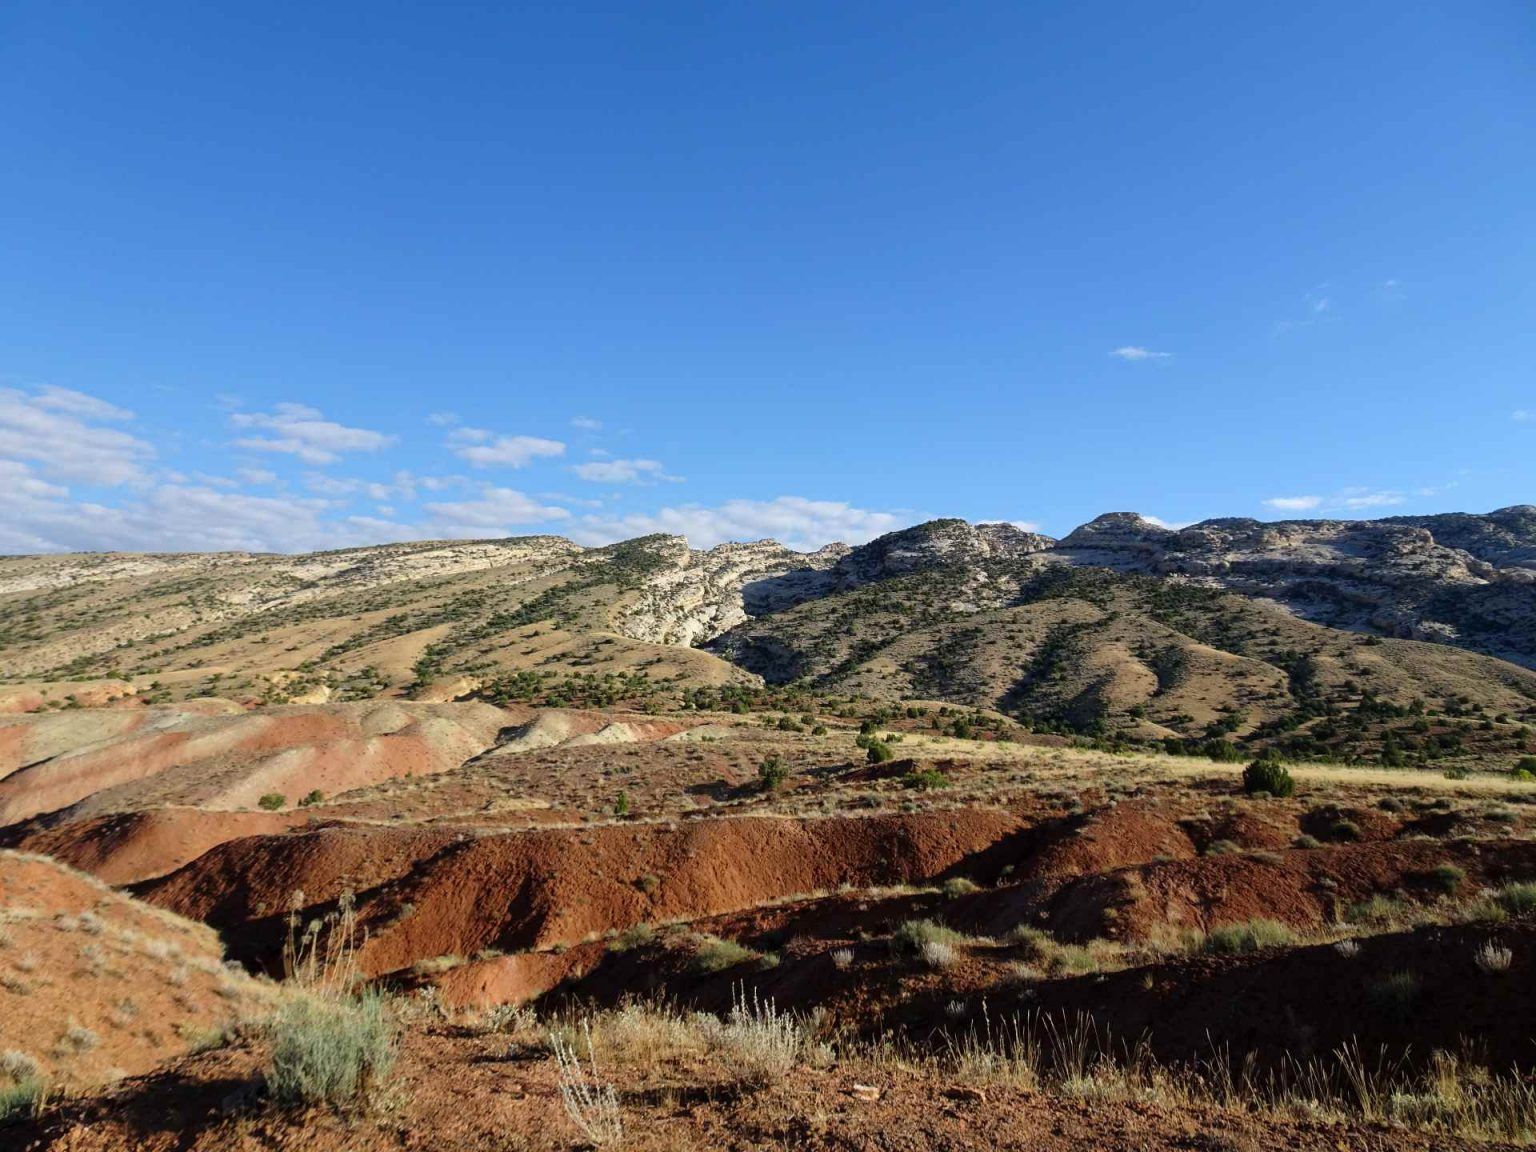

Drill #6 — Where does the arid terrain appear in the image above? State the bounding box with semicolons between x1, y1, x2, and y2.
4;513;1536;1149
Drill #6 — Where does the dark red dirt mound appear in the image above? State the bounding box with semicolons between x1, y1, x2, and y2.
957;836;1536;944
139;808;1027;978
12;808;311;884
1020;799;1197;881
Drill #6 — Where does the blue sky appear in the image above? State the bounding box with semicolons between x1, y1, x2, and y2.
1;2;1533;553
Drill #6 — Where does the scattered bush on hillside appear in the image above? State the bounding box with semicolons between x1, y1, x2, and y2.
866;741;895;764
891;919;969;963
690;934;760;973
1417;863;1466;895
1474;941;1514;974
1242;756;1295;798
1368;970;1421;1022
1494;882;1536;916
757;754;788;791
1204;918;1294;955
905;766;950;790
551;1022;622;1147
258;793;287;811
266;989;396;1108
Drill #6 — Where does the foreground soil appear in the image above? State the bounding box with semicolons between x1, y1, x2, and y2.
5;1015;1516;1152
0;850;274;1088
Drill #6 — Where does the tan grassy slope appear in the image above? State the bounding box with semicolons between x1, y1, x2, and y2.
0;535;784;704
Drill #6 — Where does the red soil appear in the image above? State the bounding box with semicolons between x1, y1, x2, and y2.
138;808;1028;979
0;850;275;1089
14;808;312;885
0;701;506;824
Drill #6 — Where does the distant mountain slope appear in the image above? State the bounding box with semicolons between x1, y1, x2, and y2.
3;508;1536;764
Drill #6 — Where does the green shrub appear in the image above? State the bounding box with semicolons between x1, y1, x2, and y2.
0;1077;44;1122
1242;756;1295;798
866;741;895;765
610;923;655;952
1368;970;1420;1021
942;877;980;897
691;935;759;973
1494;881;1536;916
612;791;631;817
298;789;324;808
891;918;968;956
904;767;950;791
266;991;396;1108
1331;819;1362;842
258;793;287;811
757;755;788;791
1422;863;1466;894
1348;894;1408;927
1204;918;1294;955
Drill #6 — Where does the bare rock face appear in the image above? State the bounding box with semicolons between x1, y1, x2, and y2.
1056;513;1174;567
832;519;1055;587
615;538;842;646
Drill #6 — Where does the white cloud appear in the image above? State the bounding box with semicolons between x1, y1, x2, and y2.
301;469;460;503
1337;489;1404;510
427;411;459;426
423;487;571;535
449;428;566;468
236;467;279;486
572;458;681;484
0;475;420;555
1111;346;1171;361
1263;490;1405;515
1514;409;1532;423
32;385;135;422
0;385;154;484
573;496;908;552
231;402;395;465
979;519;1043;533
571;416;602;430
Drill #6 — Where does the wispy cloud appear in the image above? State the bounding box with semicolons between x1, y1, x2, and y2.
423;487;571;533
1337;489;1406;510
572;458;681;485
1264;489;1406;515
0;385;154;484
1514;409;1532;423
571;416;602;431
1111;346;1171;361
573;496;908;552
231;402;395;465
448;428;566;468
